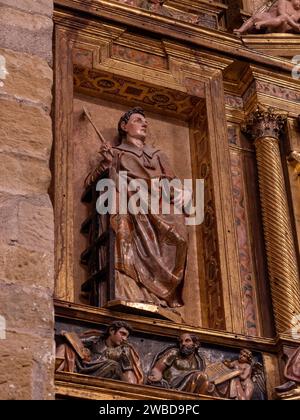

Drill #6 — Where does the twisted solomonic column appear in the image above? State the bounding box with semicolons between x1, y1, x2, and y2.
243;106;300;335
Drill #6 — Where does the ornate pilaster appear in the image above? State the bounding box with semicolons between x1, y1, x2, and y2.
243;106;300;335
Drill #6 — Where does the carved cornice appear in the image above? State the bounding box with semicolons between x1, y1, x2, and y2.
54;300;277;351
115;0;228;30
54;0;295;74
242;105;287;141
55;371;225;400
240;34;300;58
223;64;300;120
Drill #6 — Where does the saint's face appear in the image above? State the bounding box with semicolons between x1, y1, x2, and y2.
123;113;148;141
110;327;130;346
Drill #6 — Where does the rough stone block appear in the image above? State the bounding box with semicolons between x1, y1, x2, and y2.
0;331;54;399
0;243;54;289
0;152;51;195
18;199;54;252
0;192;54;251
0;192;19;244
0;100;52;160
0;6;53;64
0;279;53;336
0;48;52;110
0;0;54;402
0;0;53;17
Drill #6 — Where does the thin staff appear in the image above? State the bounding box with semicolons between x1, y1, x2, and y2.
82;106;107;145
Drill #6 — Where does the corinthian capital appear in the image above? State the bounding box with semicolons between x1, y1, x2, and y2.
242;105;287;141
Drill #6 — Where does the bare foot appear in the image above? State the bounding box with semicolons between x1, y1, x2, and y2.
233;29;242;37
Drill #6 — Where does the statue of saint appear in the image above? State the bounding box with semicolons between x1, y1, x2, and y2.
86;107;188;311
234;0;300;35
56;320;144;384
147;332;211;394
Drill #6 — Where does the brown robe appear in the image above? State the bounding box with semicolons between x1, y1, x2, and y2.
89;140;188;308
148;347;208;394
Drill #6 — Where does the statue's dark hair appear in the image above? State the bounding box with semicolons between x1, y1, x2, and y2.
103;320;133;339
117;107;145;141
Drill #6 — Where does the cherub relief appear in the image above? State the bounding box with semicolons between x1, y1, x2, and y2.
234;0;300;34
211;349;266;400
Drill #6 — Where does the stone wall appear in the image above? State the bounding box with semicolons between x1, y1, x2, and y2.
0;0;54;399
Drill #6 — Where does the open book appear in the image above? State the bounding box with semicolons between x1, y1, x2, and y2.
205;362;241;385
61;331;90;360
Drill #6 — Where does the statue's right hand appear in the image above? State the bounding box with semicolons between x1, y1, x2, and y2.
99;143;113;159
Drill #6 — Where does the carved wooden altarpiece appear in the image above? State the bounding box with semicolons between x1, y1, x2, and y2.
52;0;300;400
53;5;235;332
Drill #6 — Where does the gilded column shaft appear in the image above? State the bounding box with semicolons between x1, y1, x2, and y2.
255;136;300;332
245;107;300;334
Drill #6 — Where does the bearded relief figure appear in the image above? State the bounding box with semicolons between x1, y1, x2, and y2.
147;335;266;399
147;332;211;395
